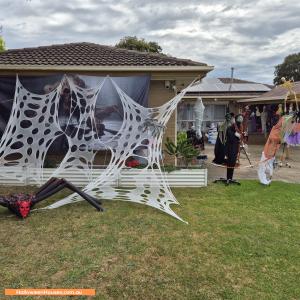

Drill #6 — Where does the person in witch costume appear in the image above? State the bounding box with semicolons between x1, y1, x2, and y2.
224;114;243;184
214;114;243;185
213;113;233;165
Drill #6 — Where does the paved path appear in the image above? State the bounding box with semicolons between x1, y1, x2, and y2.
202;144;300;184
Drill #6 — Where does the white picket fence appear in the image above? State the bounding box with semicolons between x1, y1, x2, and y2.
0;167;207;187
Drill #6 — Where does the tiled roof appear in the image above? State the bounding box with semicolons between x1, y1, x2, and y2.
187;77;271;93
0;42;207;67
218;77;257;84
186;92;264;97
218;78;273;88
238;81;300;103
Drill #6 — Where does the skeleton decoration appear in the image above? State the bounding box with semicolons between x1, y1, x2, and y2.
194;97;205;138
0;75;192;222
0;177;103;218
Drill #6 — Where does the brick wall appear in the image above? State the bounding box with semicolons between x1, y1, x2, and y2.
148;80;176;164
148;78;198;165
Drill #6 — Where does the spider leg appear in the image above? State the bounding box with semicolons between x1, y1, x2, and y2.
33;179;68;204
35;177;61;198
89;196;102;204
58;179;103;211
34;178;103;211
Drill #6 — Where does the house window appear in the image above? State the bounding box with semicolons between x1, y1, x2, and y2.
177;101;226;132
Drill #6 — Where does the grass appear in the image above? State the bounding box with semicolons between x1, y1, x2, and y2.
0;180;299;299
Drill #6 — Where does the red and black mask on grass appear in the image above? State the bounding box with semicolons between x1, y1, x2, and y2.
7;194;34;218
16;200;32;218
0;177;103;218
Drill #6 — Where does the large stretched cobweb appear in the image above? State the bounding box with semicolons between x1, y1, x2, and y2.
0;76;63;183
52;77;106;180
0;75;191;221
46;78;188;222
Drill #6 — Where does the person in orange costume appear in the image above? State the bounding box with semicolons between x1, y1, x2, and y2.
263;117;283;159
258;113;300;184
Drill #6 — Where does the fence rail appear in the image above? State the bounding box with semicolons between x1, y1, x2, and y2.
0;167;207;187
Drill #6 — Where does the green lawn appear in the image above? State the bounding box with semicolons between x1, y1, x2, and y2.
0;181;299;300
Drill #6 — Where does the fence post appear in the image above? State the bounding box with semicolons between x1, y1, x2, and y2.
117;171;121;188
23;165;30;186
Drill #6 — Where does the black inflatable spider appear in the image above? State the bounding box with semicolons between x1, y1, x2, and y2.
0;177;103;218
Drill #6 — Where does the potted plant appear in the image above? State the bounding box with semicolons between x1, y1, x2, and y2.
164;134;200;168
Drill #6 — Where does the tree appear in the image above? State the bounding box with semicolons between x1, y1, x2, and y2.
274;53;300;85
115;36;163;54
0;36;5;52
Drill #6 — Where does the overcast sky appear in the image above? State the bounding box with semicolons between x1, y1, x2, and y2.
0;0;299;84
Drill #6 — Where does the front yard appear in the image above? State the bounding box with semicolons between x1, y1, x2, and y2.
0;181;299;299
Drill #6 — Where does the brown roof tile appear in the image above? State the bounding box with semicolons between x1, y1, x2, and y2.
238;81;300;102
219;77;273;88
0;42;207;67
258;81;300;98
218;77;256;84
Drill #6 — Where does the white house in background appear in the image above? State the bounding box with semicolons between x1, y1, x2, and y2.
177;77;271;132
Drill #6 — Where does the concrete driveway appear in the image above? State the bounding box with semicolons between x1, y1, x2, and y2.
202;144;300;184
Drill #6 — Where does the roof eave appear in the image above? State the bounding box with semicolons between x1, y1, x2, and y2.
184;95;264;99
237;96;290;103
0;64;214;72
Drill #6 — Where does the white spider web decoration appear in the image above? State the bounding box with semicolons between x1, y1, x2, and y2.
46;78;190;222
51;77;106;180
0;76;63;183
0;75;193;222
